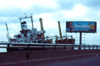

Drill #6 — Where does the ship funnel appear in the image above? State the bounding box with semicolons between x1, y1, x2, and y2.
39;18;44;31
58;21;62;40
39;18;45;39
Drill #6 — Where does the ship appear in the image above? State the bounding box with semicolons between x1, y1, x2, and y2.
4;15;75;51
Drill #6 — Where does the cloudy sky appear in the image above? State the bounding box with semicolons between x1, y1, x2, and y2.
0;0;100;45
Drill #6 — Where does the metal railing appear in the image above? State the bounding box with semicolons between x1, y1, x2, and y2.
0;42;100;50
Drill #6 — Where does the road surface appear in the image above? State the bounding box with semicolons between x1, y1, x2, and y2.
39;56;100;66
1;55;100;66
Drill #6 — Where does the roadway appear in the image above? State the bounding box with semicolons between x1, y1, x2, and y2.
39;56;100;66
1;55;100;66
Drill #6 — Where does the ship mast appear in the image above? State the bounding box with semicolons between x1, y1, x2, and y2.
5;23;10;43
30;15;34;30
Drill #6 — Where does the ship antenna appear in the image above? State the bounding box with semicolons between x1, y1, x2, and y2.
5;22;10;43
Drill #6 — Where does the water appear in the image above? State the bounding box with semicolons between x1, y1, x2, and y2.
0;48;7;53
0;45;7;53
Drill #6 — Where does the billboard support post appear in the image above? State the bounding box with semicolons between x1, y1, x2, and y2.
79;32;82;50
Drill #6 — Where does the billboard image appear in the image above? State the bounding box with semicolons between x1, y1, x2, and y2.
66;21;96;33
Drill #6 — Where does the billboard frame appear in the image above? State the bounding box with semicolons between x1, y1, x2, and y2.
66;21;97;33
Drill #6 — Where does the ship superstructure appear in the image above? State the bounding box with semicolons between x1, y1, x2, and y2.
10;15;48;43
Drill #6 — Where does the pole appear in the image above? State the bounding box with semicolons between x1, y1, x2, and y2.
79;32;82;50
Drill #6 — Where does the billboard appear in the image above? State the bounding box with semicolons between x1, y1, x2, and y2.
66;21;96;33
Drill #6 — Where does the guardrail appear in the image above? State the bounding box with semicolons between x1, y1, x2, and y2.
0;42;100;50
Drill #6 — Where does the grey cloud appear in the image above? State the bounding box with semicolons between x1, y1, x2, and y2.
56;0;78;10
0;5;58;18
0;0;100;17
0;17;20;25
0;7;24;17
0;0;100;24
27;5;58;14
56;0;100;10
82;0;100;8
